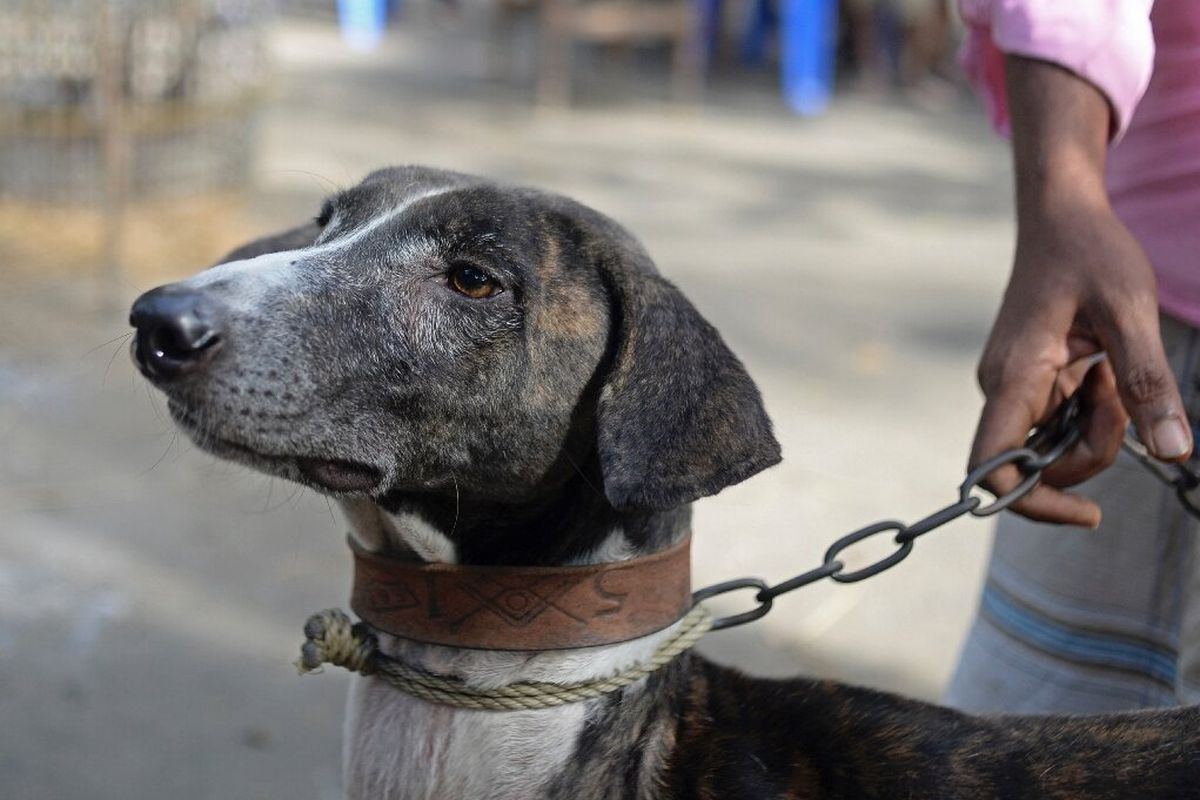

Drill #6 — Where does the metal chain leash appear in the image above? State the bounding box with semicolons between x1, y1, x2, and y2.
1120;432;1200;518
694;392;1200;631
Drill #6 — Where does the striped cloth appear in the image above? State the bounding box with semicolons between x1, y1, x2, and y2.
947;315;1200;713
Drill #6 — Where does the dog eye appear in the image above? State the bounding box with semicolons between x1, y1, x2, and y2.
447;263;502;299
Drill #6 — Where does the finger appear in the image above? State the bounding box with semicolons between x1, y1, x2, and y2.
1102;312;1192;462
970;392;1104;528
1065;330;1105;372
1002;483;1102;529
1041;358;1128;488
969;386;1051;525
1049;350;1107;409
970;379;1051;497
970;357;1110;527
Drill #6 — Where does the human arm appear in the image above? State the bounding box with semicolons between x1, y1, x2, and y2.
969;55;1192;528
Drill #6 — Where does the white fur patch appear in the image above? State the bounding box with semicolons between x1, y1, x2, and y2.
339;504;458;563
570;528;634;565
344;676;587;800
385;510;458;564
339;497;396;552
181;248;300;315
182;187;453;314
316;187;451;254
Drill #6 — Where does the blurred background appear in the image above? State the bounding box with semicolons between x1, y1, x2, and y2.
0;1;1015;797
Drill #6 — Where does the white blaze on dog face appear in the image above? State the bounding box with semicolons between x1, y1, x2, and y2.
177;249;302;315
179;186;454;315
132;168;614;503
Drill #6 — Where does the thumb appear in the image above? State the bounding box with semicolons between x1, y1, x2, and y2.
1104;317;1191;462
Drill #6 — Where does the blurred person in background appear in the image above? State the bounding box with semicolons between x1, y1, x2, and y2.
842;0;952;90
947;0;1200;713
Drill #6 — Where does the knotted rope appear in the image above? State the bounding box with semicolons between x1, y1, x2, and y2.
295;606;712;711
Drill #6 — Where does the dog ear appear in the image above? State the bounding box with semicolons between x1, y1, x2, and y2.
594;246;781;511
215;221;323;265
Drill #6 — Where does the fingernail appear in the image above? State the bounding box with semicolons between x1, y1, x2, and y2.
1151;417;1191;459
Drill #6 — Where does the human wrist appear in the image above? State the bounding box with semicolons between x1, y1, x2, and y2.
1015;153;1110;223
1015;188;1114;248
1005;56;1112;226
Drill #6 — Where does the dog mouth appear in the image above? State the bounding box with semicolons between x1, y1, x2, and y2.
294;457;383;493
169;403;383;494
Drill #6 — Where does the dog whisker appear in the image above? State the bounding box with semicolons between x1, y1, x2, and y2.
139;429;177;477
284;483;304;510
263;168;344;196
101;332;134;389
562;449;604;501
143;384;166;425
83;330;133;359
263;476;276;514
263;481;303;513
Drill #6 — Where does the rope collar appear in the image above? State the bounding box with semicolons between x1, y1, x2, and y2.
296;605;712;711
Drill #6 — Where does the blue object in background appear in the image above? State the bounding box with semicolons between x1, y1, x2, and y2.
698;0;725;66
338;0;390;51
780;0;837;115
740;0;778;67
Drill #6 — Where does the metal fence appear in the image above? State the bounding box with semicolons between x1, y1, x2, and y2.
0;0;271;294
0;0;271;202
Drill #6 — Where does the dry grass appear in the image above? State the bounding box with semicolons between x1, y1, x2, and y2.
0;193;256;288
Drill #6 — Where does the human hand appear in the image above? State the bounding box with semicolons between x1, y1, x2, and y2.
971;202;1191;528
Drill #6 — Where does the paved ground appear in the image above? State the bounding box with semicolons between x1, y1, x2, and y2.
1;15;1015;800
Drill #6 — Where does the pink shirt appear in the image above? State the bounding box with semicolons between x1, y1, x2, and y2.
959;0;1200;326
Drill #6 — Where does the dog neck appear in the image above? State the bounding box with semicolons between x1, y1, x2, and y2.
366;462;689;567
336;493;692;678
334;493;692;800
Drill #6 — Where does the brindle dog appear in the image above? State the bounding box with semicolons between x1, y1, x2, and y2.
131;166;1200;799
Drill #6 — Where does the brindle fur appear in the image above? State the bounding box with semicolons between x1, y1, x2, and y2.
133;166;1200;799
546;659;1200;798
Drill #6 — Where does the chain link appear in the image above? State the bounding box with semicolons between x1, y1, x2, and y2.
1120;431;1200;518
695;391;1200;631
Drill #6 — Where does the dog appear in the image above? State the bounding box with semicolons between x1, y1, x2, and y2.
131;166;1200;799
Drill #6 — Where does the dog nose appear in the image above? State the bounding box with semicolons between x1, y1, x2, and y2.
130;287;226;378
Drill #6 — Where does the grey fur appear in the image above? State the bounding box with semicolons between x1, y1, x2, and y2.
135;165;781;566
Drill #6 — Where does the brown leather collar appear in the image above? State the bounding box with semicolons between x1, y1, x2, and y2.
349;535;692;651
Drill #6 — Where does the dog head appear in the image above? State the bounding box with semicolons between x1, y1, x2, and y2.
131;166;780;519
